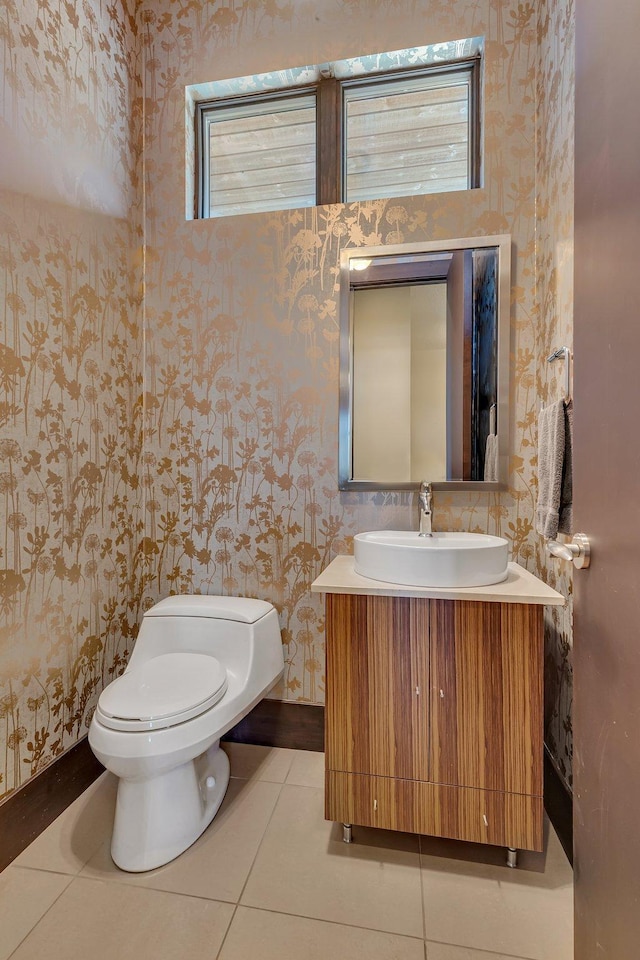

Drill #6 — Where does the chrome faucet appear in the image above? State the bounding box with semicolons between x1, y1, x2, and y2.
418;481;433;537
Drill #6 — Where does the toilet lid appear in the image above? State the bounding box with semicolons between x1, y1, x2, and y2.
96;653;228;732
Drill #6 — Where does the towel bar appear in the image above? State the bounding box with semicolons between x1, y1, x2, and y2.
546;533;590;569
489;402;497;435
547;346;571;401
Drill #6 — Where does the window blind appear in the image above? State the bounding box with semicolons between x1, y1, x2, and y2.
343;69;473;202
204;93;316;217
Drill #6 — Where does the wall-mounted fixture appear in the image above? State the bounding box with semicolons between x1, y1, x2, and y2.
338;235;511;491
547;345;572;401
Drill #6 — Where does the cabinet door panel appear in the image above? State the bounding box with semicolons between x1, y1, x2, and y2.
325;593;429;780
430;600;543;796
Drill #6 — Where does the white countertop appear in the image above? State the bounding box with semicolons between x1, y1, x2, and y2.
311;556;565;605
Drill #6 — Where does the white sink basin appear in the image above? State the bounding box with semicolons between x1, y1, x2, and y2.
353;531;509;588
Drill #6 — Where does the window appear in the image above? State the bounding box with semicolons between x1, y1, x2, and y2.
342;63;477;202
200;91;317;218
195;47;481;219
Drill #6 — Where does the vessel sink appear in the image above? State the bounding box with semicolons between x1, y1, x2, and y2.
353;531;509;588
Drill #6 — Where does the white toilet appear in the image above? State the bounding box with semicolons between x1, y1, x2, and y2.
88;594;284;872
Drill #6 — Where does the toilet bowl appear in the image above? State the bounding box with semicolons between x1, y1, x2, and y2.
88;595;284;872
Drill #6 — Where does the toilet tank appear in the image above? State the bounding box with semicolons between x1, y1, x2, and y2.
127;595;283;688
144;595;273;623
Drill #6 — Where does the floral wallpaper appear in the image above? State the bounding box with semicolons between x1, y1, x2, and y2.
536;0;575;789
0;0;143;801
0;0;575;803
141;0;540;707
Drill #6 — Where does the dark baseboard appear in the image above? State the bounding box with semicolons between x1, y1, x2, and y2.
223;698;325;752
543;747;573;865
0;737;105;872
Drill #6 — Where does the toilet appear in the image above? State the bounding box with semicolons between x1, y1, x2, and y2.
88;594;284;872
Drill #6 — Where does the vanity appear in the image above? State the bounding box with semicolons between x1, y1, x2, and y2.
312;556;564;862
325;231;564;862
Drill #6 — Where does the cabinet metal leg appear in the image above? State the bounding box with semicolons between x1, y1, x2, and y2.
342;823;353;844
506;847;518;868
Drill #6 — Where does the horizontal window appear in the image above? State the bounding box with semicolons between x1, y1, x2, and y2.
196;53;480;219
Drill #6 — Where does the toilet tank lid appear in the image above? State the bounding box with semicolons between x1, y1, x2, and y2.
144;595;274;624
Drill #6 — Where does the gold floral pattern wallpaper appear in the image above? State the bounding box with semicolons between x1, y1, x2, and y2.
1;0;575;802
0;0;143;800
139;0;563;703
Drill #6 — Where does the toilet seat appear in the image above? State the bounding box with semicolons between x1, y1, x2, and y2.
96;653;228;732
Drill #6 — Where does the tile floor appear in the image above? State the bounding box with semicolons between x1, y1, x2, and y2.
0;745;573;960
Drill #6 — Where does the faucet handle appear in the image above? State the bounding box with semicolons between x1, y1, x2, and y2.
418;481;433;537
419;480;432;508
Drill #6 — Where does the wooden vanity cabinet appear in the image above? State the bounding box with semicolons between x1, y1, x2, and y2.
324;593;544;852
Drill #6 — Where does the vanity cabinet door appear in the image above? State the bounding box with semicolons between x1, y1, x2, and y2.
325;593;429;781
429;600;543;797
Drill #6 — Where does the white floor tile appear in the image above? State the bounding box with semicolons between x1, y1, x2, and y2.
219;905;425;960
285;749;324;788
0;867;71;960
421;826;573;960
241;784;424;938
13;773;117;875
10;877;234;960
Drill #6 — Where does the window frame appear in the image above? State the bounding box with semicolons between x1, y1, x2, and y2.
195;55;481;220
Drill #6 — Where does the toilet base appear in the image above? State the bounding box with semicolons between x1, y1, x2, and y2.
110;741;230;872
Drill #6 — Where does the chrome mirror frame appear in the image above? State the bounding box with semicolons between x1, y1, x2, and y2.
338;234;511;491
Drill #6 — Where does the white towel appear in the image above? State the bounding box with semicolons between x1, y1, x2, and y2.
536;399;572;538
484;433;498;481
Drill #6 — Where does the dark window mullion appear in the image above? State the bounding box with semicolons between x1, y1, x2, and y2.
316;77;342;205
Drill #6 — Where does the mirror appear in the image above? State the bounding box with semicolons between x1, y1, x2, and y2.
339;235;510;490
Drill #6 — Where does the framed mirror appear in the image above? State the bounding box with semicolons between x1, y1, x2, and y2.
338;235;511;491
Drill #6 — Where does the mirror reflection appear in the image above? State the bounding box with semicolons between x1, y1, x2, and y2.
339;236;510;490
